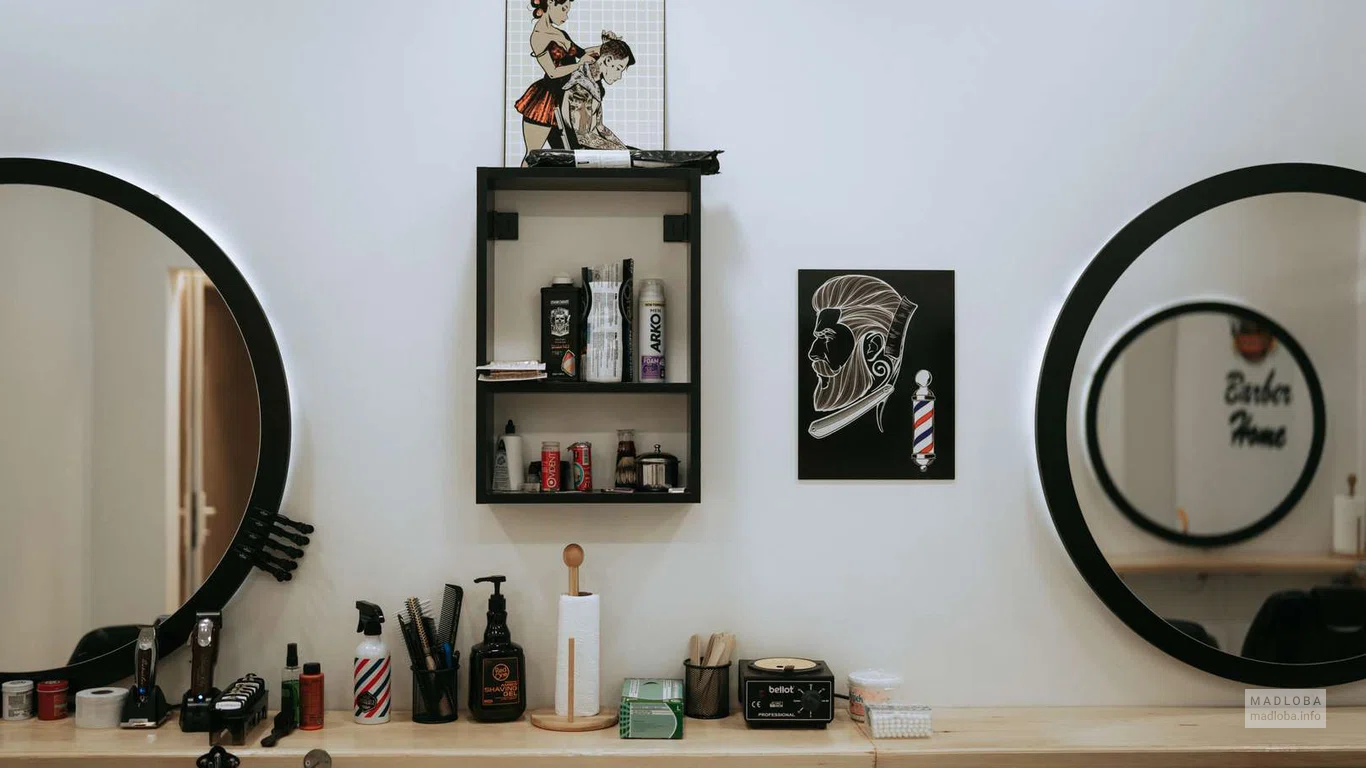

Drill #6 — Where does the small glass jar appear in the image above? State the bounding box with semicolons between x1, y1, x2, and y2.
615;430;637;488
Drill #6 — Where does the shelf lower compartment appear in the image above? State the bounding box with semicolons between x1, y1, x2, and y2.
479;380;691;394
479;490;698;504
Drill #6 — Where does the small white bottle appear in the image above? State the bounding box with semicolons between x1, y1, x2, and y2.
493;420;524;492
353;601;391;724
638;279;666;382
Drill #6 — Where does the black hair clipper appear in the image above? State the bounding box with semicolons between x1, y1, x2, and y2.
121;625;171;728
190;613;222;696
181;612;224;732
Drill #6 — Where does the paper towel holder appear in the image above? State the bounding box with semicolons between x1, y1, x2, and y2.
530;635;618;732
531;544;617;732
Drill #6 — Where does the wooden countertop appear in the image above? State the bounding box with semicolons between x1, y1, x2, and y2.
5;707;1366;767
0;710;872;768
872;707;1366;768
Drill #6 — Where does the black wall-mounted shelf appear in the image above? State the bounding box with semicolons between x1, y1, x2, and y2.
475;167;702;505
478;381;691;395
479;491;701;505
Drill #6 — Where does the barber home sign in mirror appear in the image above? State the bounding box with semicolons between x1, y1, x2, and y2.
797;270;955;480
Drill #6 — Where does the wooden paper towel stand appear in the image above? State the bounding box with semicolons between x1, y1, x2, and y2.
530;636;617;732
530;544;618;732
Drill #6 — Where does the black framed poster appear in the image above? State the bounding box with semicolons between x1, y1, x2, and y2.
797;270;955;480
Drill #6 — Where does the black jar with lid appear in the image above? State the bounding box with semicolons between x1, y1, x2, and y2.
636;445;680;491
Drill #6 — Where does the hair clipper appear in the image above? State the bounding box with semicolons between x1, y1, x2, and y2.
121;624;171;728
190;613;222;696
134;625;158;697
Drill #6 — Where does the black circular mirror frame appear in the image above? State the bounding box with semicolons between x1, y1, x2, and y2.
1038;162;1366;687
0;159;290;690
1085;301;1326;548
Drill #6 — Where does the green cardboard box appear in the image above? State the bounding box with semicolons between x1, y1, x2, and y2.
619;678;684;739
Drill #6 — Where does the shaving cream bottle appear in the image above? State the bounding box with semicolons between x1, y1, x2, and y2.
638;279;665;382
353;601;391;724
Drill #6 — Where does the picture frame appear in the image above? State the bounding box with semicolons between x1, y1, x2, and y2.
504;0;666;166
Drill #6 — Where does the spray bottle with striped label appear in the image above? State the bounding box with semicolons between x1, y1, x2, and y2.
354;601;391;724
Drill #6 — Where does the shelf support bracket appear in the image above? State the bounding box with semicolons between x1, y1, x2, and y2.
663;214;690;243
488;211;519;241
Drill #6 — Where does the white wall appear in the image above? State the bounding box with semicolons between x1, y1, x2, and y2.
0;186;94;671
7;0;1366;706
89;198;195;629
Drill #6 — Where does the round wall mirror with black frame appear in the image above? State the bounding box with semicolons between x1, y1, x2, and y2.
0;159;301;692
1085;301;1326;548
1039;163;1366;687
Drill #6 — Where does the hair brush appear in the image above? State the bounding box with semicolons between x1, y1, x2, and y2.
397;610;443;717
404;598;436;671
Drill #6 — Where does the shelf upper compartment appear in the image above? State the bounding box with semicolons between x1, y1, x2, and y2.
478;167;699;193
478;380;691;394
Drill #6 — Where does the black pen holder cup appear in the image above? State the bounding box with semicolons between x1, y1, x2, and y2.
411;664;459;724
683;660;731;719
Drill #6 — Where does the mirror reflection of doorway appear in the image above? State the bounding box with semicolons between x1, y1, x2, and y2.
173;270;260;603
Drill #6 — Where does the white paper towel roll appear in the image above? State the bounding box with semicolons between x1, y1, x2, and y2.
555;593;601;717
1333;496;1366;555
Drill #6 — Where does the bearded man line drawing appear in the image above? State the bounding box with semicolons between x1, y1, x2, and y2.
806;274;918;439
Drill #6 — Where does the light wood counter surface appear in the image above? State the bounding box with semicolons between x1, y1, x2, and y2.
6;707;1366;767
869;706;1366;768
0;710;872;767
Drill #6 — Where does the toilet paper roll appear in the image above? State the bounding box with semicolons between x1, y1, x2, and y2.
75;687;127;729
555;593;601;717
1333;496;1366;555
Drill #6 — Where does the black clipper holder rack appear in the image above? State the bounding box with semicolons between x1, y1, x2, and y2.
229;507;314;582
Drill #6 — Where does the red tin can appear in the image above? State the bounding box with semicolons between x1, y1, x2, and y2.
540;441;561;492
570;442;592;491
36;680;68;721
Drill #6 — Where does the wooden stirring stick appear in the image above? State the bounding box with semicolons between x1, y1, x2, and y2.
564;543;584;597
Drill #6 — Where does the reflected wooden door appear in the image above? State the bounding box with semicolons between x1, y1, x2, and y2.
177;274;260;599
198;285;260;579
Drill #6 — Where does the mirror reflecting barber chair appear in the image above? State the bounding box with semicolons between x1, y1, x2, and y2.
1242;586;1366;663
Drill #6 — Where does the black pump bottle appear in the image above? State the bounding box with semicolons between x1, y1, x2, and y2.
467;576;526;722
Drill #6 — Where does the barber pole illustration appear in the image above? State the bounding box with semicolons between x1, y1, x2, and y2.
354;655;392;722
912;370;937;472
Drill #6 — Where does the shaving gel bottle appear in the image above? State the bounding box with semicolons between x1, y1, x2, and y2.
353;601;391;724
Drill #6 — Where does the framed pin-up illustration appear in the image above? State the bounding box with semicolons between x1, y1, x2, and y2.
504;0;666;166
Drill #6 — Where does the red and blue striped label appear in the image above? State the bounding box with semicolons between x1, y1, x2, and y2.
911;370;937;473
353;656;391;721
